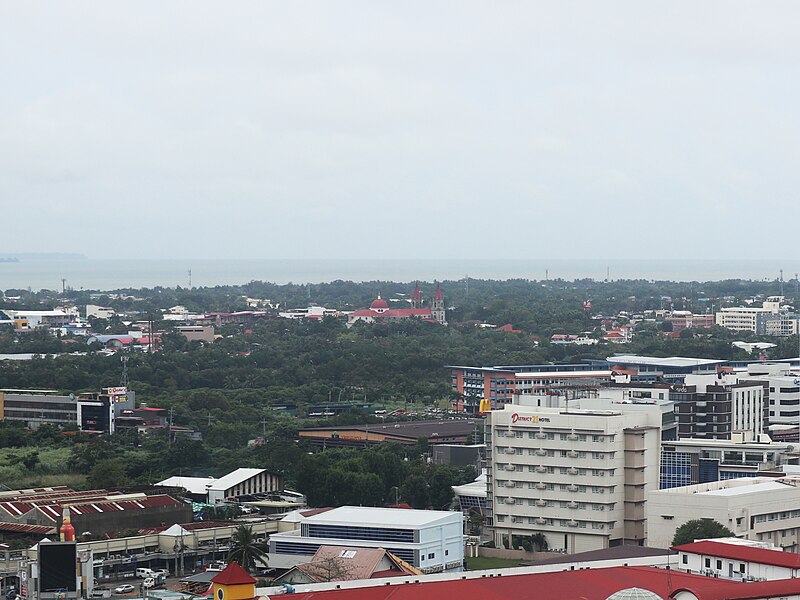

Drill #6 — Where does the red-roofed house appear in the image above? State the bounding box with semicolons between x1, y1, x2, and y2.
674;539;800;581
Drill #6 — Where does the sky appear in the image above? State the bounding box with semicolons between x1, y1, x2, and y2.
1;2;799;260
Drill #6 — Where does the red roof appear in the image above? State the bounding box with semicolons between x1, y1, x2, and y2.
288;566;749;600
370;297;389;310
433;285;443;300
211;561;257;585
411;284;422;302
673;540;800;569
672;578;800;599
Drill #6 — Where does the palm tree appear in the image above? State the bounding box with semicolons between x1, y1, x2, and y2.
530;532;549;552
227;525;268;573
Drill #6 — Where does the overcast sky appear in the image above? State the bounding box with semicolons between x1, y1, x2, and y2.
2;2;799;260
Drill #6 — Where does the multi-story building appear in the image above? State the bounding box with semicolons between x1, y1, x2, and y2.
1;308;80;329
742;363;800;428
648;476;800;551
660;431;800;488
715;296;798;336
77;387;135;434
664;311;714;331
0;389;78;428
486;405;661;554
268;507;464;573
449;364;609;413
672;375;766;440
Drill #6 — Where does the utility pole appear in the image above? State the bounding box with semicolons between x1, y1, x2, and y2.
168;406;174;447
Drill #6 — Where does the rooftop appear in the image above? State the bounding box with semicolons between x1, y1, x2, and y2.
655;476;800;496
673;540;800;569
607;355;725;368
302;506;460;528
208;468;266;492
284;565;786;600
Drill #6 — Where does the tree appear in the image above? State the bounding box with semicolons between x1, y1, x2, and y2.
301;556;355;582
88;458;126;489
530;532;549;552
21;451;40;472
227;525;268;573
672;519;734;546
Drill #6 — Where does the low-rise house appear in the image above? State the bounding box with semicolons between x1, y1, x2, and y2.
674;539;800;581
274;545;420;584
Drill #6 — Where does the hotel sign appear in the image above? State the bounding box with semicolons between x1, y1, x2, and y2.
511;413;550;424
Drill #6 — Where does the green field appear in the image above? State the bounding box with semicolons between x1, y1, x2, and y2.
464;556;523;570
0;446;86;489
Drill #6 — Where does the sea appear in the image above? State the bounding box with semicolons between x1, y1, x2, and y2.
0;259;798;292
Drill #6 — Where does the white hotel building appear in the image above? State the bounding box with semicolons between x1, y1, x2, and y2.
486;405;661;554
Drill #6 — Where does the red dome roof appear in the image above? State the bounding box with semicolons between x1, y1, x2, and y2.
370;297;389;310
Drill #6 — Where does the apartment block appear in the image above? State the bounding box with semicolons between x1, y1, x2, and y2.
486;405;661;554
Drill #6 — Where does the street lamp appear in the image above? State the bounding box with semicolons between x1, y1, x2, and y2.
389;486;400;505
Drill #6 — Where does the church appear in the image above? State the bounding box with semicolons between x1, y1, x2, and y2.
346;283;446;327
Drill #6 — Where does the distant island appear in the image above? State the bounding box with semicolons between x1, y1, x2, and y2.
0;253;88;262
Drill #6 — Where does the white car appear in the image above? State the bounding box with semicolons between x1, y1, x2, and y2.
114;585;135;594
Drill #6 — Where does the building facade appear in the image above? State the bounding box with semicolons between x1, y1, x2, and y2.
648;476;800;551
486;405;661;553
672;377;766;440
660;432;800;489
268;507;464;573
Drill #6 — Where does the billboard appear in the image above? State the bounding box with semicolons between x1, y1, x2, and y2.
39;542;77;596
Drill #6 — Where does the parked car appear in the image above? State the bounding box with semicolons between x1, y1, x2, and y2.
113;585;135;594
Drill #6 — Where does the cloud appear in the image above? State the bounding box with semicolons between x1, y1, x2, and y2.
1;1;799;260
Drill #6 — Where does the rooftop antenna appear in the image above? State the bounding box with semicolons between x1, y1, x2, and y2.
120;354;129;388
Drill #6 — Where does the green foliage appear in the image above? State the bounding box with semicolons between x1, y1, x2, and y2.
294;443;474;509
672;518;735;546
227;525;268;573
88;459;127;489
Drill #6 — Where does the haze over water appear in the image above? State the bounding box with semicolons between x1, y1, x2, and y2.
1;259;799;292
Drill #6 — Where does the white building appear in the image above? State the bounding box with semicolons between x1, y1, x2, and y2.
647;476;800;551
742;363;800;427
716;296;798;336
3;308;79;329
278;306;339;320
85;305;115;319
268;506;464;573
674;539;800;581
156;468;283;504
486;404;662;553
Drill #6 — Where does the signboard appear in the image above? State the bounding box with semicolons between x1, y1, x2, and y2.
510;413;551;425
39;542;77;598
104;387;127;396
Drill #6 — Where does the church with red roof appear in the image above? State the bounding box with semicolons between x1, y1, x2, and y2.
347;283;446;328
